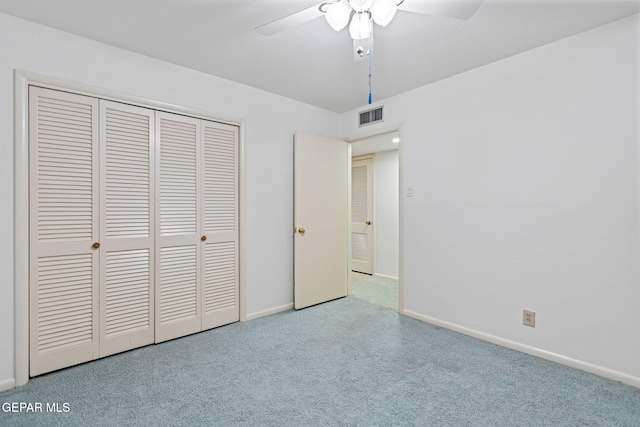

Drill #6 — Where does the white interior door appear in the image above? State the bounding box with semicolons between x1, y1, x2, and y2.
29;87;100;376
351;156;374;274
155;114;240;340
155;112;202;342
99;100;155;357
294;132;349;309
201;120;239;330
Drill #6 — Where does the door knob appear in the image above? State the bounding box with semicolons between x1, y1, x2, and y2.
201;235;207;241
365;221;371;226
298;227;306;235
91;242;100;249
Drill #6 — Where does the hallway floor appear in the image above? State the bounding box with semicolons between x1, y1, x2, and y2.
351;272;398;310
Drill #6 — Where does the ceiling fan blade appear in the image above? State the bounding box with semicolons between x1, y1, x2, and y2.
399;0;483;20
255;4;323;36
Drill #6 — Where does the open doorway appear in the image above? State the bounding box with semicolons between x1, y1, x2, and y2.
349;131;400;311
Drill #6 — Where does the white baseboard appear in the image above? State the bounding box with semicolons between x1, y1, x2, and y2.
244;303;294;322
0;377;16;392
373;273;399;282
402;309;640;389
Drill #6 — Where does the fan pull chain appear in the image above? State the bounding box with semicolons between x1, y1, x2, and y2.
368;48;373;105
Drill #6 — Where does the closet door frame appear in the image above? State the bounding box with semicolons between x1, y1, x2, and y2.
13;70;246;388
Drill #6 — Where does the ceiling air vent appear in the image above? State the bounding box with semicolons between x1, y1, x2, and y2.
359;106;383;127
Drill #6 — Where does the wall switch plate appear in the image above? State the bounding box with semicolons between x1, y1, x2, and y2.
523;309;536;328
407;186;414;197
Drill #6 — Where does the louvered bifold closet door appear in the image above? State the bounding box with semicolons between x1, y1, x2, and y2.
155;112;202;343
29;87;100;376
201;121;239;330
351;157;373;275
99;101;155;357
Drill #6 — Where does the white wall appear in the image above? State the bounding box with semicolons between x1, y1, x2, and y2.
374;150;399;279
0;12;341;390
342;15;640;385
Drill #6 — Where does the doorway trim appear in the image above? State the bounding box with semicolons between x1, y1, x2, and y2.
346;124;403;313
13;69;247;388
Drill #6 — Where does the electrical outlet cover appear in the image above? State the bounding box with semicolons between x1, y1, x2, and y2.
523;309;535;327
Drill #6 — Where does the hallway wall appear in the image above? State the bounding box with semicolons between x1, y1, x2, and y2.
374;150;399;279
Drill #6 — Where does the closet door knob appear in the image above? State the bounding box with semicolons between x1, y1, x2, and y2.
92;242;100;249
201;235;207;242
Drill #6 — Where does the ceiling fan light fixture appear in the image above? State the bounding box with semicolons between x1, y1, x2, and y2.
370;0;397;27
349;11;372;40
324;0;352;31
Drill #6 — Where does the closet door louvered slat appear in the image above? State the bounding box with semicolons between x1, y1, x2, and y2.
155;112;202;342
29;87;100;376
99;101;155;357
201;121;239;329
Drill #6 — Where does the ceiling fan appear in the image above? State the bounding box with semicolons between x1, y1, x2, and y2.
255;0;483;104
255;0;484;37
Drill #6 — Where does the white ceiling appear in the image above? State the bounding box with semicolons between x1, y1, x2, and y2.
0;0;638;113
